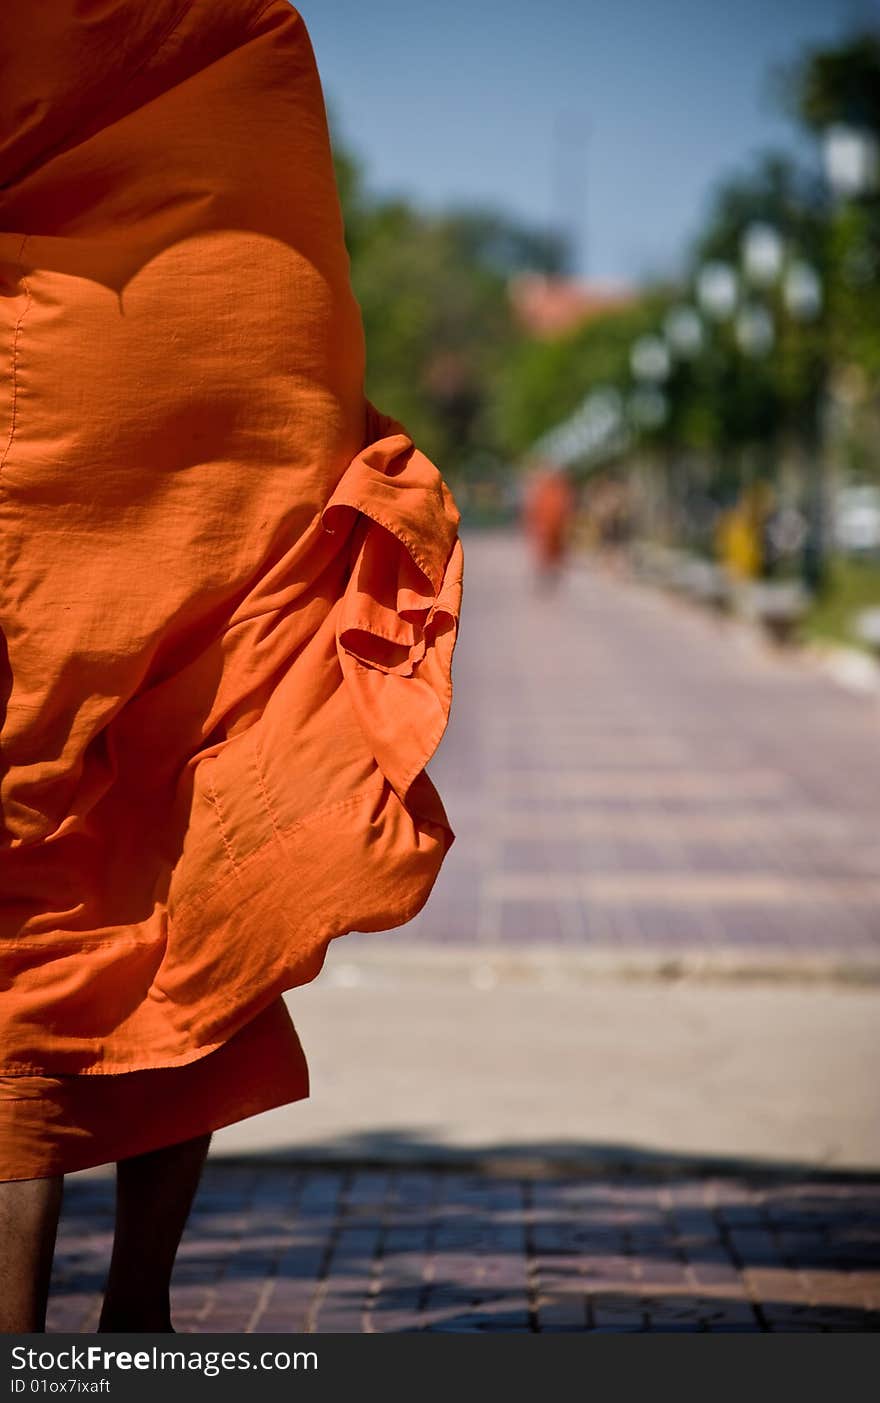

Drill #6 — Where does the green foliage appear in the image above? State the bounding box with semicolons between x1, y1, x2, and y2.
784;30;880;131
490;301;660;457
827;203;880;377
802;554;880;649
348;200;525;475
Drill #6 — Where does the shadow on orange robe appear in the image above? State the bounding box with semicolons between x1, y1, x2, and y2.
0;0;464;1079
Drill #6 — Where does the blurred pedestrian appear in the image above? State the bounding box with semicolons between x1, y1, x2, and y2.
522;461;577;590
0;0;462;1333
716;481;771;582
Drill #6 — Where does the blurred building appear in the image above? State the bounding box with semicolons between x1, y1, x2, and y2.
508;271;636;339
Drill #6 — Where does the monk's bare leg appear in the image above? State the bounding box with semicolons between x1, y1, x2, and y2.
98;1132;212;1332
0;1175;64;1333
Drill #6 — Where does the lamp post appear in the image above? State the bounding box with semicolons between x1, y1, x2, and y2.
732;222;827;593
781;255;826;592
732;271;777;582
691;262;743;547
628;335;674;544
816;121;879;594
640;218;832;582
691;235;786;583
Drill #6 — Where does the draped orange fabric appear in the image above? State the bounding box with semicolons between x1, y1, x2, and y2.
0;0;464;1077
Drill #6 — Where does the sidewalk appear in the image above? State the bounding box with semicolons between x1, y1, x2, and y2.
388;530;880;973
203;974;880;1172
50;1162;880;1332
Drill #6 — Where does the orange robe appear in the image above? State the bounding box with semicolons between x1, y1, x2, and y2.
523;467;575;567
0;0;463;1177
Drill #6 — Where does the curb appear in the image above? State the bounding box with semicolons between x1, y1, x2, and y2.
328;940;880;990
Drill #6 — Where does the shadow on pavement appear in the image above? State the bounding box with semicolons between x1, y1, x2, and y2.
207;1128;880;1183
50;1133;880;1334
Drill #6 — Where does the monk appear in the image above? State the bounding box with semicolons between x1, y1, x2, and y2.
522;462;577;590
0;0;463;1332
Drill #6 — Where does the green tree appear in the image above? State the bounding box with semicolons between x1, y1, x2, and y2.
782;33;880;391
784;30;880;132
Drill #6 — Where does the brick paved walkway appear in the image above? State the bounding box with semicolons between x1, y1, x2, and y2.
48;1163;880;1333
376;530;880;965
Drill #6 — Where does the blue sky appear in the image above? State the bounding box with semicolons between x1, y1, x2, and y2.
299;0;874;285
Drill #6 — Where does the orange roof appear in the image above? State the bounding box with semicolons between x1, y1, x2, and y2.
508;272;636;338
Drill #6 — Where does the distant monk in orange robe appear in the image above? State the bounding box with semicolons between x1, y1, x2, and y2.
522;462;577;589
0;0;463;1332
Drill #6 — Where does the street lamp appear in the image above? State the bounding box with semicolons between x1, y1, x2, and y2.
822;124;880;199
696;261;738;320
663;305;704;358
533;386;628;470
741;222;785;288
628;385;668;431
630;334;671;383
735;302;775;357
783;261;822;322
